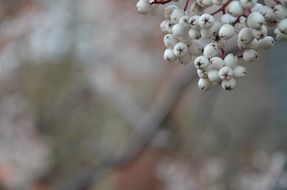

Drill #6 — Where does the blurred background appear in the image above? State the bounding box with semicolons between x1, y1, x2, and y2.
0;0;286;190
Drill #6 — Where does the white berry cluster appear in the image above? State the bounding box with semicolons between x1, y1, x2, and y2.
136;0;287;90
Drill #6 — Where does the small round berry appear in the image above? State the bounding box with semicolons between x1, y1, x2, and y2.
252;25;267;39
163;34;177;48
161;20;174;33
172;24;187;37
250;39;260;49
243;49;258;62
221;78;236;90
274;5;287;20
219;66;233;80
189;16;200;29
173;42;188;57
209;57;225;69
136;0;151;14
238;27;254;44
170;8;185;22
278;18;287;36
189;43;203;56
197;69;208;78
221;14;236;24
259;36;274;49
188;29;201;40
207;70;221;83
196;0;213;7
198;14;215;29
200;29;213;38
164;4;178;19
233;65;247;79
179;16;190;28
203;43;219;58
247;12;265;30
227;1;244;16
219;24;235;40
264;0;277;7
194;56;210;69
164;49;177;62
198;78;211;90
224;53;238;68
274;28;287;40
240;0;257;9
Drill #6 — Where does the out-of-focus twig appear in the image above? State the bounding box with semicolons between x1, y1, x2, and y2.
56;63;196;190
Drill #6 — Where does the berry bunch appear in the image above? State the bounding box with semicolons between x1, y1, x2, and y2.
136;0;287;90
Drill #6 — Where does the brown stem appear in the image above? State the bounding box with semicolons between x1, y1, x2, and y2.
184;0;190;11
232;16;241;26
211;0;232;15
220;48;225;58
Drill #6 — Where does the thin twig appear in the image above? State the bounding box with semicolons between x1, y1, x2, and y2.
55;63;196;190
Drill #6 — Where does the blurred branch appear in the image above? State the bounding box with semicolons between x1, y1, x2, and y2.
56;63;196;190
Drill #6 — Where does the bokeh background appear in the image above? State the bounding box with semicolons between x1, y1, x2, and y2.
0;0;286;190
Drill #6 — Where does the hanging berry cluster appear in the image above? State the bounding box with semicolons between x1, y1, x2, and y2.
136;0;287;90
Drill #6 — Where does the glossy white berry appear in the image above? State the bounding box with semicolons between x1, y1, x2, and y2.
227;1;244;16
164;48;177;61
209;57;225;69
136;0;151;14
164;4;178;19
233;65;247;79
219;24;235;40
203;43;219;58
189;16;200;29
188;29;201;39
219;66;233;80
194;56;210;69
224;53;238;68
259;36;274;49
278;19;287;36
243;49;258;62
189;43;203;55
221;14;236;24
170;8;185;22
240;0;257;9
274;28;287;40
172;24;187;37
238;27;254;44
173;42;188;57
252;25;267;39
247;12;265;30
197;69;208;78
222;78;236;90
274;5;287;20
198;14;215;29
200;29;213;38
198;78;211;90
207;70;221;82
163;34;178;48
196;0;213;7
179;16;190;28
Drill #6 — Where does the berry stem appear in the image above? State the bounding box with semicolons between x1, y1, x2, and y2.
184;0;190;11
211;0;232;15
220;48;225;58
232;16;241;26
151;0;172;5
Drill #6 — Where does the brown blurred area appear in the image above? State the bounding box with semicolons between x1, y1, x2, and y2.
0;0;286;190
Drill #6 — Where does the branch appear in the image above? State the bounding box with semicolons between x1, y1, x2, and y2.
55;63;196;190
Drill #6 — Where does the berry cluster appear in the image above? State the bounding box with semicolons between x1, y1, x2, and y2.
136;0;287;90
